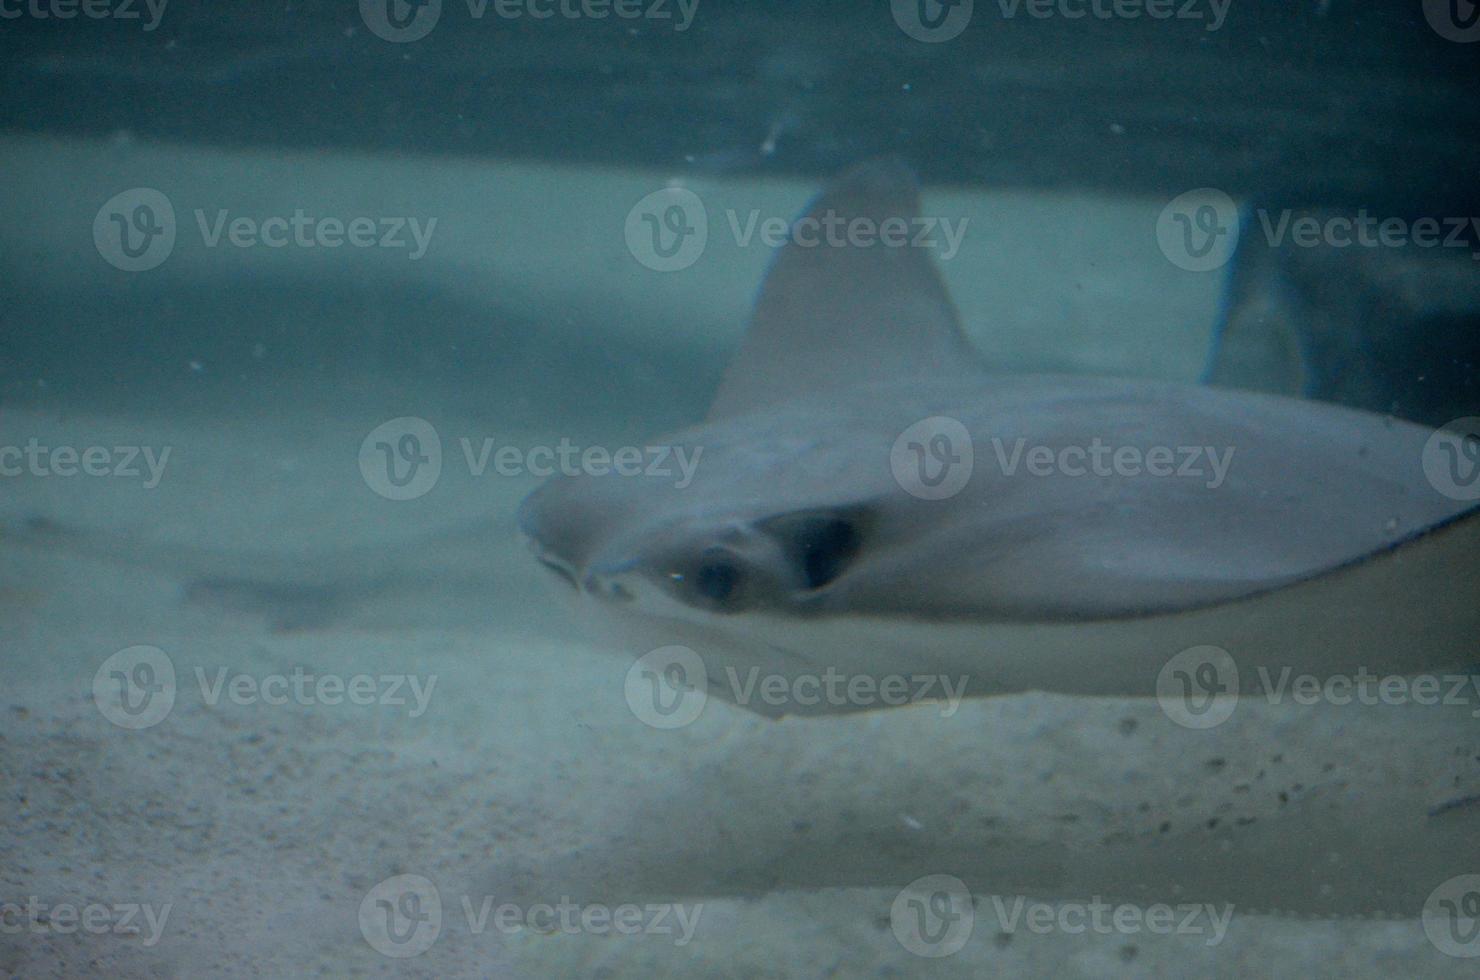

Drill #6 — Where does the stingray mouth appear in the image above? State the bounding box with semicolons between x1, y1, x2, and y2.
580;560;640;604
520;526;639;604
537;556;579;591
518;528;580;592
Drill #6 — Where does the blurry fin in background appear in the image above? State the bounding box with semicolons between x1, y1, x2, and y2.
1204;203;1480;426
181;578;347;633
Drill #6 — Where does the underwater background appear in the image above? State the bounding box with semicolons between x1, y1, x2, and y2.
2;2;1478;977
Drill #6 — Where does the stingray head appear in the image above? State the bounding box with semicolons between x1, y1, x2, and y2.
520;474;871;620
517;157;973;634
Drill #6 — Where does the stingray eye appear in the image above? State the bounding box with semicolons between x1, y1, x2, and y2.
674;546;748;612
792;515;860;590
756;510;867;592
695;555;740;603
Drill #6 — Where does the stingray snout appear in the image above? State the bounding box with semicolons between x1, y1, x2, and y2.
581;559;640;603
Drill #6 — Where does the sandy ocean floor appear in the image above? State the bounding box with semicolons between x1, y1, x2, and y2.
3;404;1476;979
2;142;1478;977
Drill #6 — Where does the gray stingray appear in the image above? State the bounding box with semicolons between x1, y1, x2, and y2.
519;159;1480;717
1205;201;1480;426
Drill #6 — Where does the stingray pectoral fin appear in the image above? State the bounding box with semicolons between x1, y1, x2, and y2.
815;505;1480;702
1212;504;1480;682
1000;505;1480;697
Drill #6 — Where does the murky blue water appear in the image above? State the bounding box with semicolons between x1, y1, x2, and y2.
1;4;1478;978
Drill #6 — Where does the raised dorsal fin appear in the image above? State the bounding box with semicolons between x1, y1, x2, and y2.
706;158;978;421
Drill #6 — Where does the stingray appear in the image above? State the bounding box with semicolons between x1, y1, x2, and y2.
518;159;1480;717
1204;200;1480;426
